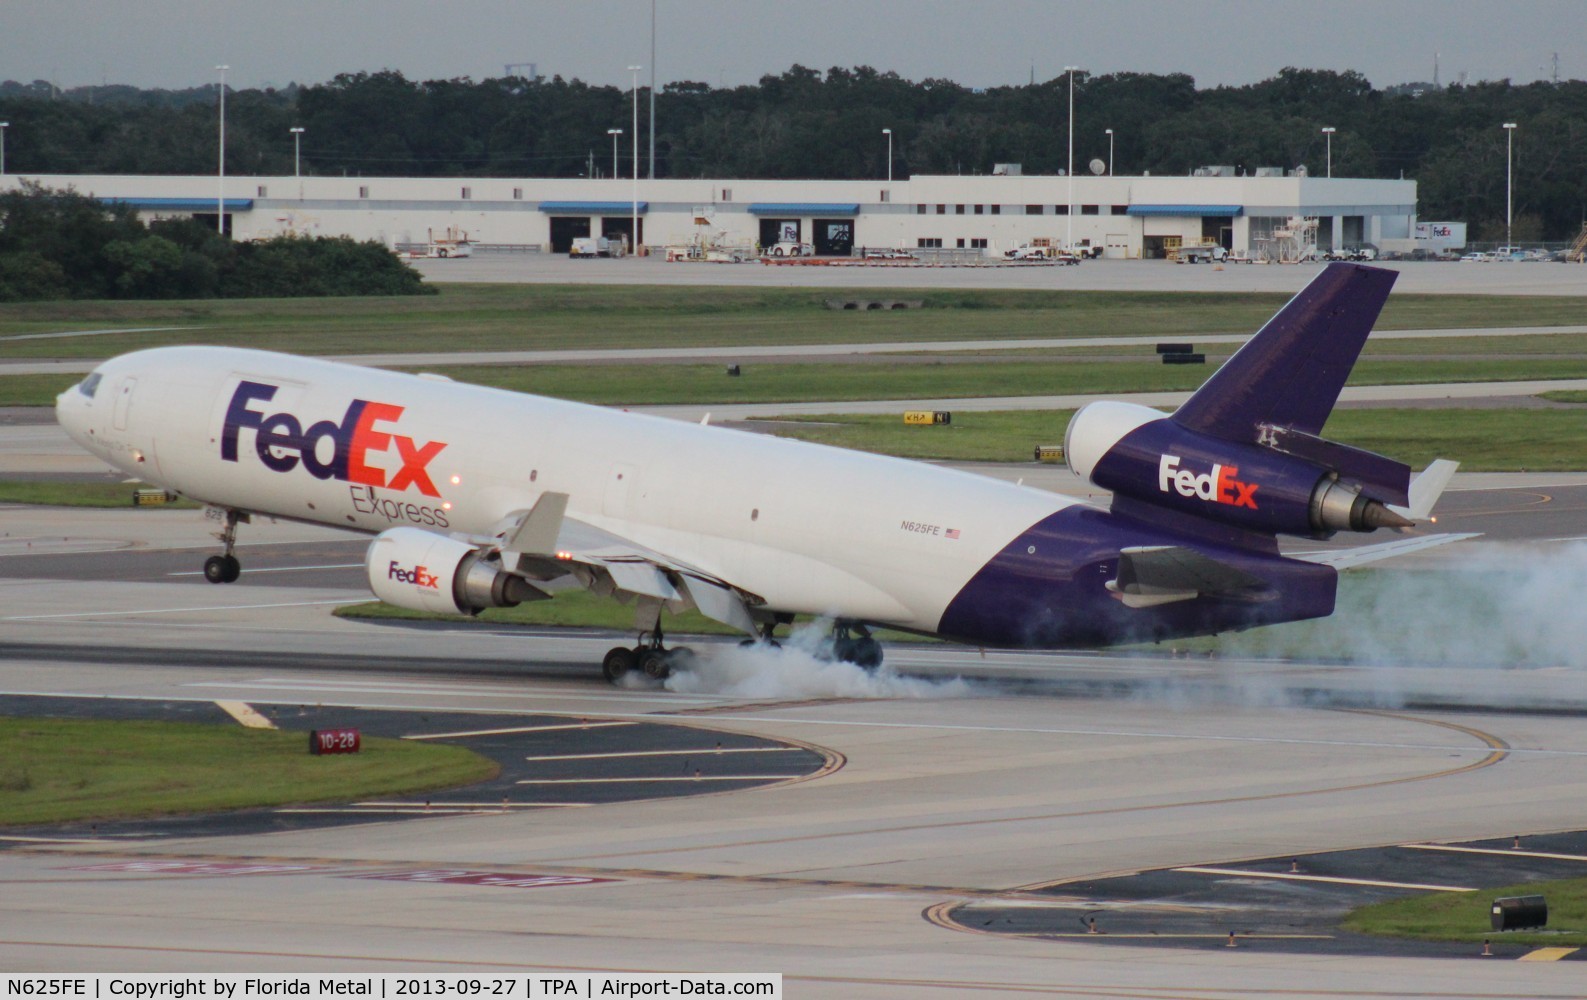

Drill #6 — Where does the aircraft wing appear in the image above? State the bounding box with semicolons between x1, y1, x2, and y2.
1289;532;1481;570
480;492;762;635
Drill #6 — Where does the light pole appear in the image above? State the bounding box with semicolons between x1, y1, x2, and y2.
0;122;8;175
1104;128;1113;176
629;65;641;255
1504;122;1518;250
1321;126;1335;178
882;128;893;183
216;65;229;234
607;129;622;179
649;0;656;179
1064;66;1082;250
290;126;304;178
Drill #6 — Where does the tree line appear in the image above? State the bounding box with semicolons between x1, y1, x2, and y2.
3;66;1585;240
0;182;433;301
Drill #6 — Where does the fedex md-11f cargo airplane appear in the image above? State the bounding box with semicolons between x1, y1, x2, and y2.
57;263;1466;683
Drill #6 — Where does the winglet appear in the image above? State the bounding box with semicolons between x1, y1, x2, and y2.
504;491;569;555
1388;459;1459;521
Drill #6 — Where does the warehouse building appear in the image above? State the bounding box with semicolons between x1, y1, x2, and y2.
3;171;1416;259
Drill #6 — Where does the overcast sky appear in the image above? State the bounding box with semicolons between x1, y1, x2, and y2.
4;1;1582;93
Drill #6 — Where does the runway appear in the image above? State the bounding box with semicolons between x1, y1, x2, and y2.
4;494;1587;993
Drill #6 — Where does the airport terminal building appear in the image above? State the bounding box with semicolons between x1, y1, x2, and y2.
4;171;1417;259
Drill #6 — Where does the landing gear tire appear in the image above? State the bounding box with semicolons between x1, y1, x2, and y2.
638;648;671;679
602;646;637;684
849;637;883;670
203;554;240;584
829;622;883;671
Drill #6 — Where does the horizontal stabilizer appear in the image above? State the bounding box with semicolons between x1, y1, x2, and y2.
1388;459;1460;521
1292;531;1480;570
1107;545;1271;608
1258;423;1410;506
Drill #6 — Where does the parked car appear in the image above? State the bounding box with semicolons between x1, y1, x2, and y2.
1459;251;1491;263
768;241;814;257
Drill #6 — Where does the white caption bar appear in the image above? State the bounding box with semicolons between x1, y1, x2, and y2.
2;975;782;1000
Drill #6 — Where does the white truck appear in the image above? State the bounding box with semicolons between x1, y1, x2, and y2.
569;236;615;258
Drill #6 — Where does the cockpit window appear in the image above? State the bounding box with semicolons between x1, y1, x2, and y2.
78;372;103;398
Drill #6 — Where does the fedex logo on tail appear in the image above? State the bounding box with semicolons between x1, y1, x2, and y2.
221;381;447;498
1158;454;1259;509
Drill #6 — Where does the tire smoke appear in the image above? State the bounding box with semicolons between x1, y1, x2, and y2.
664;621;976;699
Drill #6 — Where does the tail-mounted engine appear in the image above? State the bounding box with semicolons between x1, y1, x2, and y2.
367;526;543;615
1065;401;1412;539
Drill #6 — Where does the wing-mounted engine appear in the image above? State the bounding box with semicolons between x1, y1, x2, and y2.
367;526;546;615
1065;400;1413;540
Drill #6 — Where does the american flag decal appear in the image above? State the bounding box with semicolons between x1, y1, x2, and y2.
945;528;961;539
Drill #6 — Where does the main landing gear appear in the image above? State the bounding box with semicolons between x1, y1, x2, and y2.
602;623;696;684
739;619;884;669
202;509;246;584
828;621;884;670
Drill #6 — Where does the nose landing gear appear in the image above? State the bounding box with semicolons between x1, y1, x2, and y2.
202;509;247;584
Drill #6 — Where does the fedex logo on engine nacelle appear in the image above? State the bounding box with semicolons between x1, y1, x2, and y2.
1158;454;1259;509
388;561;440;589
221;380;446;498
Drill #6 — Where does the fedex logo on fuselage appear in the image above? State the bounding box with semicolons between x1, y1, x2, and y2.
221;380;446;498
1158;454;1259;509
388;561;440;588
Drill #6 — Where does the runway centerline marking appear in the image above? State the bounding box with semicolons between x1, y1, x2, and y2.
191;681;724;706
515;776;799;784
3;598;359;620
1404;843;1587;863
1173;867;1476;892
405;722;638;739
520;747;802;761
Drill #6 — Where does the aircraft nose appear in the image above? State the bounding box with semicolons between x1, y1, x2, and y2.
56;381;92;448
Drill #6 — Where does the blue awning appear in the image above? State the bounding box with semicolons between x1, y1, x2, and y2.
1127;204;1243;217
102;197;254;212
748;203;859;216
537;201;649;214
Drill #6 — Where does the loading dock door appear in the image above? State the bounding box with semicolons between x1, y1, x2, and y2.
758;218;800;250
601;216;642;253
549;216;592;254
814;219;854;257
1105;233;1130;259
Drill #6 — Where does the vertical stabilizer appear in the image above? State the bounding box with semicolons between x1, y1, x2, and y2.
1172;263;1397;442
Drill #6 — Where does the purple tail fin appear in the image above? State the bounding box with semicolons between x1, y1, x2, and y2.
1172;263;1397;441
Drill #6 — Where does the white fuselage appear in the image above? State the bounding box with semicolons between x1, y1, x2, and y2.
58;347;1089;632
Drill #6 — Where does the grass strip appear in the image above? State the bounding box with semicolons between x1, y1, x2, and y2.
755;408;1587;469
0;717;497;827
3;285;1585;359
1342;876;1587;947
411;357;1587;408
0;480;201;508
